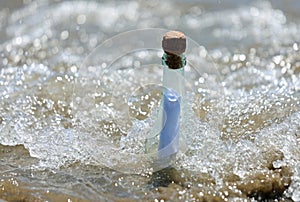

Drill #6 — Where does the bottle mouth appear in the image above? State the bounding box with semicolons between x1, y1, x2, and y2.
162;53;186;69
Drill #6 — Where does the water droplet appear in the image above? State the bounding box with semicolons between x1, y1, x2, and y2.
293;43;299;51
76;14;86;25
60;30;69;40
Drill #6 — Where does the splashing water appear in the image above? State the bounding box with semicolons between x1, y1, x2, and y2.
0;0;300;201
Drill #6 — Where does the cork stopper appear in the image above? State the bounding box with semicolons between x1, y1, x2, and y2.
162;31;186;55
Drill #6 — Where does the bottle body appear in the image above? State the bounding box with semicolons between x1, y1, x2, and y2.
158;53;185;158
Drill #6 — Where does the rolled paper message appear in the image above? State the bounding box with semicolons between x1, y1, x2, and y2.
158;89;181;158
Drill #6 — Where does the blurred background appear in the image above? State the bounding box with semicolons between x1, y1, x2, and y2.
0;0;300;201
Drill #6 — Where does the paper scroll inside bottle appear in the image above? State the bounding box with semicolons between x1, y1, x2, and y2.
158;89;180;158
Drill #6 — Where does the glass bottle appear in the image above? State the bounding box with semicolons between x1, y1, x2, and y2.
145;31;186;165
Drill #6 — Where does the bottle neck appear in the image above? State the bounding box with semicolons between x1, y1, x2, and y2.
162;53;186;98
162;53;186;69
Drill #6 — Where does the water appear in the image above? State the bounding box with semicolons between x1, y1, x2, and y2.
0;0;300;201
